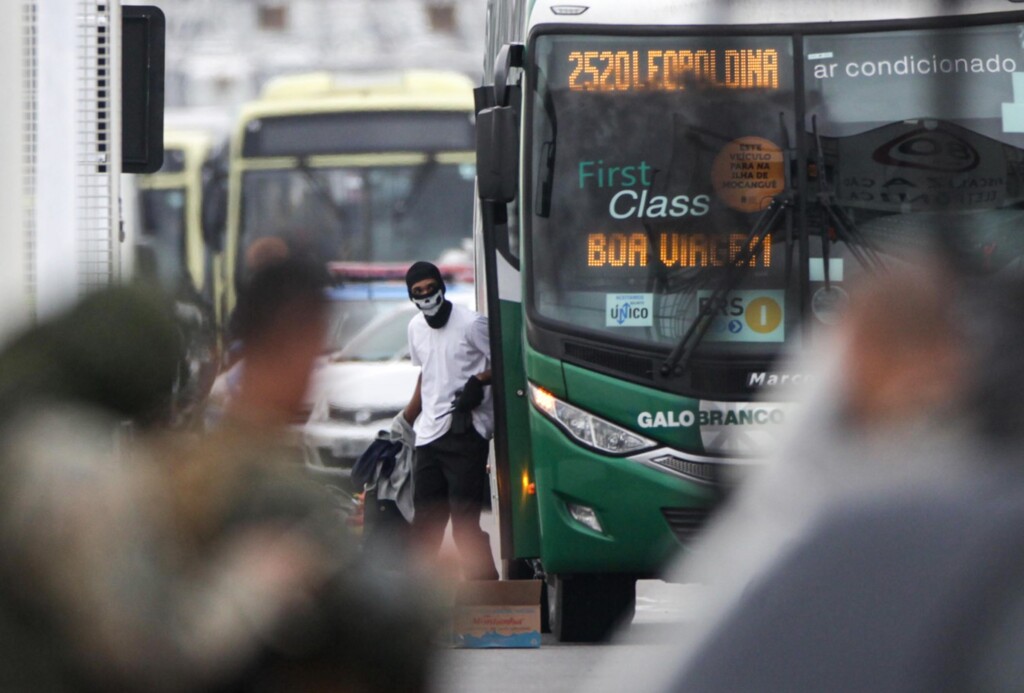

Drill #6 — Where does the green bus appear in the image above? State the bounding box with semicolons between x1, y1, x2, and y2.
476;0;1024;641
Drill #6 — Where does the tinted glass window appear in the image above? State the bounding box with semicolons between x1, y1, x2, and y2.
239;162;476;271
137;187;187;291
805;24;1024;281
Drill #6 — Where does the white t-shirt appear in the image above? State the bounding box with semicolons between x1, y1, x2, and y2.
408;302;493;445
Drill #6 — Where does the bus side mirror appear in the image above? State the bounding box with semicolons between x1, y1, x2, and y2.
477;106;518;204
200;160;227;253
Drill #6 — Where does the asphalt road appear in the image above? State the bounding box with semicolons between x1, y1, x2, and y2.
431;583;705;693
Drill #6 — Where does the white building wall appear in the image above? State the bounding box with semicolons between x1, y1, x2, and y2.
35;0;81;319
0;5;29;346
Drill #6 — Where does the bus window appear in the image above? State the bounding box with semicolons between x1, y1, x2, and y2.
528;34;798;357
138;187;188;291
804;23;1024;279
238;162;475;277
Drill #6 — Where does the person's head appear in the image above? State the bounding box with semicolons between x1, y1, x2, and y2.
405;261;455;329
405;261;446;316
245;236;291;275
232;257;329;423
837;263;965;430
0;283;184;428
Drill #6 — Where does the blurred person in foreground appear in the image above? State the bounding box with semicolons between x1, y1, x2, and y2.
0;283;344;691
402;260;499;580
0;285;193;690
205;235;293;426
586;258;982;692
0;274;438;692
655;272;1024;693
668;260;975;610
171;255;439;691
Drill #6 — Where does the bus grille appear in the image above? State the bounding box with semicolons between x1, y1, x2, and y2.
649;455;722;484
564;342;654;380
661;507;713;544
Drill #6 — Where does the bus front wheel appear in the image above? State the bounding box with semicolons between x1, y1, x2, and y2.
547;573;636;642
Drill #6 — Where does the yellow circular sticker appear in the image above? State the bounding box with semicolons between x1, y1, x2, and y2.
745;296;783;334
711;136;785;213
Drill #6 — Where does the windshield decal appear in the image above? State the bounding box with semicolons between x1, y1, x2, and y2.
606;293;653;327
711;137;785;213
809;258;844;282
696;289;784;343
577;158;711;220
1003;73;1024;133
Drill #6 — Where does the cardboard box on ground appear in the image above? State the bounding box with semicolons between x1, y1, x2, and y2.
452;580;542;648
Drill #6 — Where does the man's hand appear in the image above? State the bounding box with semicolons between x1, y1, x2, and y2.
453;375;486;412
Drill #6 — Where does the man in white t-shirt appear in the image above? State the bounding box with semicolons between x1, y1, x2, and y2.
402;261;498;580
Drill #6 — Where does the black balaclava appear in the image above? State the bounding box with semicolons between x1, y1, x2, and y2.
405;261;452;328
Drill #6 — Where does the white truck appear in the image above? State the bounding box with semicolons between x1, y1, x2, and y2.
0;0;164;346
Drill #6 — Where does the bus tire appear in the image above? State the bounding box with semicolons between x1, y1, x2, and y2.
547;573;636;642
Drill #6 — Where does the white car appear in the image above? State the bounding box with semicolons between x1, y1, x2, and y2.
302;289;474;483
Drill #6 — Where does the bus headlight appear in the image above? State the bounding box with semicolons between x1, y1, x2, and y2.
528;383;656;455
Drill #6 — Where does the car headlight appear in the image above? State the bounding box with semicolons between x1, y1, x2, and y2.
328;406;401;425
527;383;656;455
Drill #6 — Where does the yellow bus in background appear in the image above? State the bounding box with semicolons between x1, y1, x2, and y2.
136;127;224;426
216;69;478;325
136;128;221;305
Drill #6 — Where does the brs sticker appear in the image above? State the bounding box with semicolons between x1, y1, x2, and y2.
607;293;653;327
697;290;785;343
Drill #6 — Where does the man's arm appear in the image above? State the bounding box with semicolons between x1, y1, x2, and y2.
403;373;422;424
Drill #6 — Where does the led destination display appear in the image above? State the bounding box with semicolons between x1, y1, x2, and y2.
567;48;780;92
587;232;772;268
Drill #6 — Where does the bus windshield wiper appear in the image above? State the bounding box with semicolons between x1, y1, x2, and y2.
659;112;796;378
392;155;438;221
660;195;792;378
297;158;350;229
810;116;885;284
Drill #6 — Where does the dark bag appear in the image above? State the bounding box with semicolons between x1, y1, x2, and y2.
362;488;411;567
351;435;402;491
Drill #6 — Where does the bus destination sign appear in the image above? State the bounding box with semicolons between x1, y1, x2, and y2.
567;48;780;92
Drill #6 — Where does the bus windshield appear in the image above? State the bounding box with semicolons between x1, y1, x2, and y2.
137;187;188;292
528;20;1024;366
240;161;476;269
528;34;799;358
805;22;1024;274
